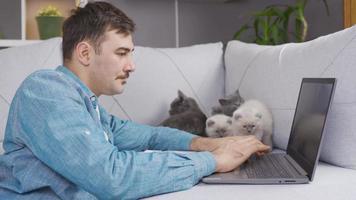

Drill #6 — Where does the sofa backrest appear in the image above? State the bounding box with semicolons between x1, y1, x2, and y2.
224;25;356;170
100;42;225;126
0;39;225;154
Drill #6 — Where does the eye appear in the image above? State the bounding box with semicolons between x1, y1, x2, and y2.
117;52;127;56
243;125;247;128
207;120;215;127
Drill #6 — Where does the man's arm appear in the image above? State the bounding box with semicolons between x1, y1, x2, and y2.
14;71;216;199
106;112;198;151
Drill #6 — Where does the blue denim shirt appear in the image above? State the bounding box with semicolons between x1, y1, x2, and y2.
0;66;216;200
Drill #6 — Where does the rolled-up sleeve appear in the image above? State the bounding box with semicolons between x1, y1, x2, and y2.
15;71;216;199
108;114;198;151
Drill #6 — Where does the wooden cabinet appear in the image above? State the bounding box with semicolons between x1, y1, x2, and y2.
344;0;356;28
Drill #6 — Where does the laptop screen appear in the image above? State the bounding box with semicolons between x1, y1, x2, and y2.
286;78;335;180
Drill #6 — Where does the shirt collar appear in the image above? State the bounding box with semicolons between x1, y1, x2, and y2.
56;65;97;101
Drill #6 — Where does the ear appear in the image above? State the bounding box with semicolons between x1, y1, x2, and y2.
178;90;187;100
219;98;230;105
233;113;242;121
235;89;240;95
206;119;215;127
76;41;92;66
235;90;245;103
255;113;262;119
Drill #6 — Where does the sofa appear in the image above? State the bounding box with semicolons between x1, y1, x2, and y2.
0;26;356;199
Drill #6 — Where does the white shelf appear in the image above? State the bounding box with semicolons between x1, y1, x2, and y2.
21;0;26;40
0;39;41;48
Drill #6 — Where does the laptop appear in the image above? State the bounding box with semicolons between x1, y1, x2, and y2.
202;78;336;184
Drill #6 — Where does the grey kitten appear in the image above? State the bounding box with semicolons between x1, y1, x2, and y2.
211;89;245;117
160;90;207;137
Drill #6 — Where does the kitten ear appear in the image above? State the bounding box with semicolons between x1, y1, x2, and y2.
178;90;187;100
219;98;230;105
206;119;215;127
234;89;240;96
255;113;262;119
233;113;242;121
236;90;245;103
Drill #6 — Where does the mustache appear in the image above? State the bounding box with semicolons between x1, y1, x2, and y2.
116;73;129;79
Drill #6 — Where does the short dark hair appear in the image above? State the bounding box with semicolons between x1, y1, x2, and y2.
62;1;135;61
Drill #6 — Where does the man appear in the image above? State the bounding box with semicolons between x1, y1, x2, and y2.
0;2;269;199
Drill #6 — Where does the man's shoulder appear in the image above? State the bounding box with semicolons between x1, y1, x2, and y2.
25;68;64;82
19;68;75;94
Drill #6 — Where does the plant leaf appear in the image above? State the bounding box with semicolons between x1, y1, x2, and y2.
233;24;250;40
232;0;328;45
294;1;308;42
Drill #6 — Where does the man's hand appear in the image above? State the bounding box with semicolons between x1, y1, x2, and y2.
190;136;270;173
211;136;269;172
190;136;228;152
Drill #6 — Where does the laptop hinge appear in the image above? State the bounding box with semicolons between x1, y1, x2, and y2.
285;155;308;176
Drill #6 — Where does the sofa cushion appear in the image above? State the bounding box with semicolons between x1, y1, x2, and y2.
100;42;225;125
224;25;356;170
0;40;225;154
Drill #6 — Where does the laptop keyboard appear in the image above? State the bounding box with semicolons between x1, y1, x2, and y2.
241;154;297;178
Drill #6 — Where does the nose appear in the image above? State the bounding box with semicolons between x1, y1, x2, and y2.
123;55;136;73
217;129;226;136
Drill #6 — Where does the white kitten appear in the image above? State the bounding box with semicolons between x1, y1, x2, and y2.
205;114;233;138
231;99;273;148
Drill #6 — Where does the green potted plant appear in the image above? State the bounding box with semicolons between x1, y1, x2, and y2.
36;5;64;40
233;0;330;45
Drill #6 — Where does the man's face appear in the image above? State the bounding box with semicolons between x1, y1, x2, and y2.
88;30;135;96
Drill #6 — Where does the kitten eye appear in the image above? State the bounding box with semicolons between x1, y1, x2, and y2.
255;113;262;119
243;125;247;128
252;125;255;128
207;120;215;127
234;114;241;120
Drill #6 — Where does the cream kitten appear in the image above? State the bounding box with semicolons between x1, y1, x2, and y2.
231;99;273;148
205;114;233;138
